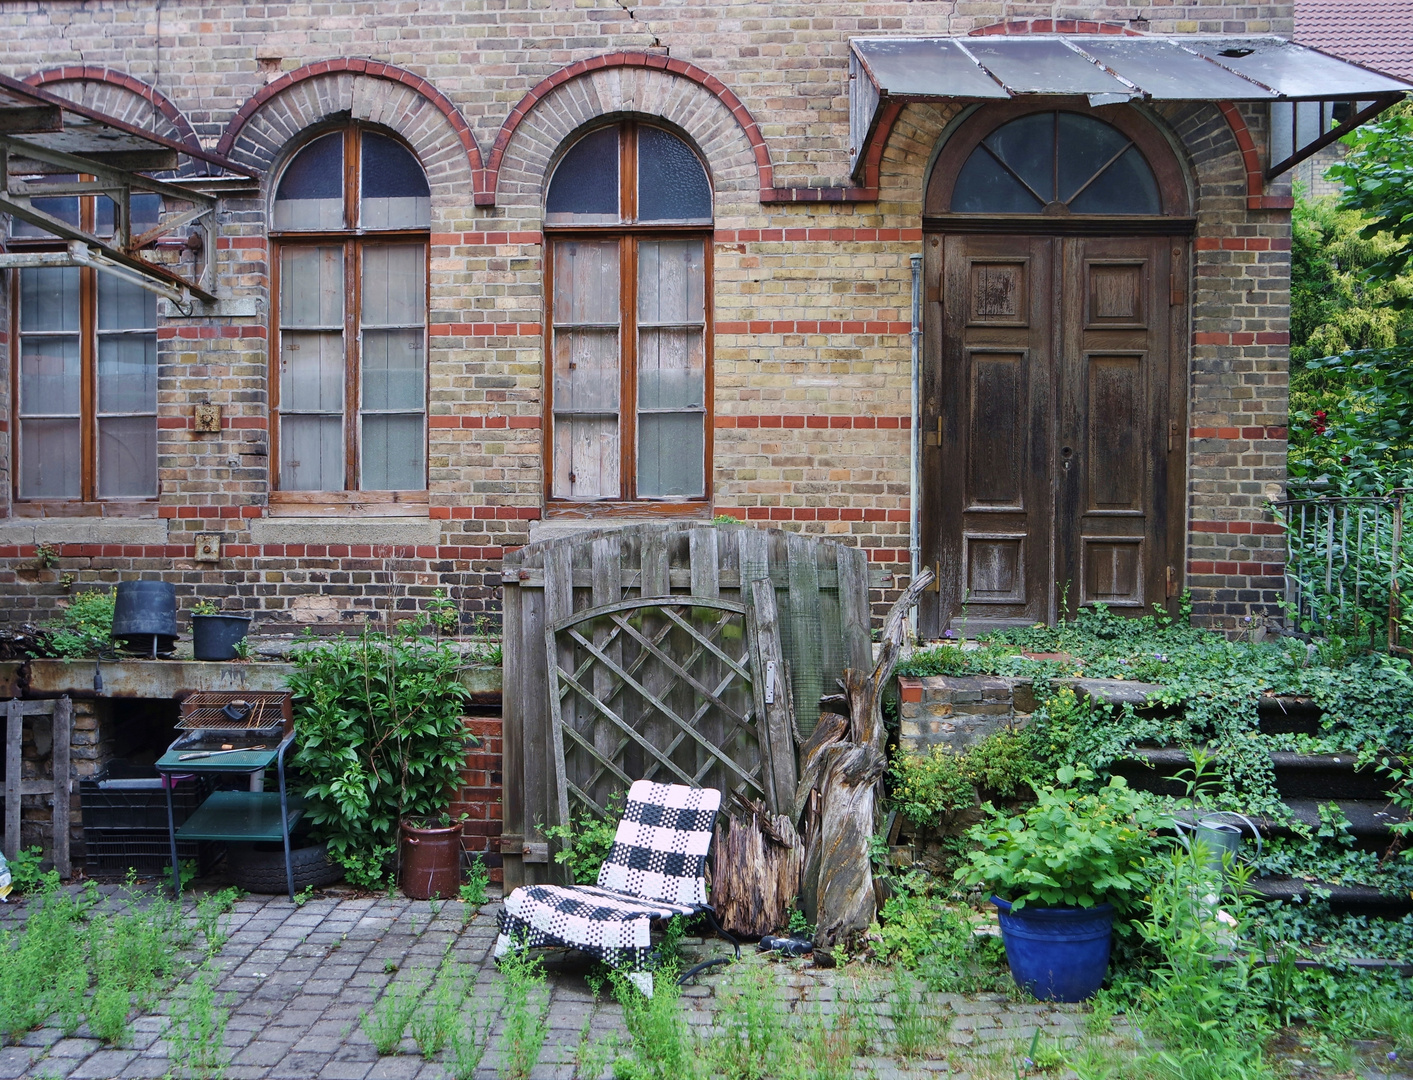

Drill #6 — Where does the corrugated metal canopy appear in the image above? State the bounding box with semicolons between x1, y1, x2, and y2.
851;35;1413;103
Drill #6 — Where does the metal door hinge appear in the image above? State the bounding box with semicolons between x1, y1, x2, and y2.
1166;565;1179;598
925;417;943;447
927;561;940;592
1168;420;1180;453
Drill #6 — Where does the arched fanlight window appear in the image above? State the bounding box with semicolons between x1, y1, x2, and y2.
270;126;430;496
952;112;1161;215
543;122;713;507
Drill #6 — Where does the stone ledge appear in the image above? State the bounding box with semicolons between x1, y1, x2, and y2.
248;517;443;546
0;519;168;546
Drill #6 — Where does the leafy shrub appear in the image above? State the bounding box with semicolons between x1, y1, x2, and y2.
544;794;622;884
960;726;1046;799
289;624;474;889
888;746;974;832
958;766;1170;912
34;590;115;658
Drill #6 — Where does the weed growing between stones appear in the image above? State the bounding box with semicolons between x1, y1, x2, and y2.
166;967;229;1080
194;887;240;957
572;1014;618;1080
888;967;949;1060
612;969;699;1080
461;855;490;909
495;945;550;1080
360;976;419;1054
410;954;474;1057
444;1009;494;1080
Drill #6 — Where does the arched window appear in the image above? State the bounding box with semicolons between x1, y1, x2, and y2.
10;183;163;502
271;126;430;495
544;121;712;506
951;112;1161;215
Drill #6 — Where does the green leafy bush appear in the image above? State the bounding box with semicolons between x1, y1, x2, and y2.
289;625;474;889
544;795;622;884
888;746;974;832
957;766;1170;912
34;590;115;658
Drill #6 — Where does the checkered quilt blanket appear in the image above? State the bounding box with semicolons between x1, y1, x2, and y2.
495;781;721;983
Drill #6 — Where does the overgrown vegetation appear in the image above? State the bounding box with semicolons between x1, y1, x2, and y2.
289;621;474;888
31;589;116;659
544;794;623;884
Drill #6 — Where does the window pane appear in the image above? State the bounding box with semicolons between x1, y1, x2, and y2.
97;416;158;497
952;151;1044;213
19;418;81;498
361;133;430;229
97;335;158;415
362;331;425;411
274;132;344;230
361;244;426;326
1057;113;1134;204
546;126;619;223
638;329;705;409
637;414;704;498
553;240;619;324
281;246;344;327
553;417;620;500
11;176;80;239
21;267;80;332
280;415;344;491
20;337;82;417
1069;145;1161;215
361;413;425;491
97;272;158;332
983;112;1055;202
280;332;344;412
637;126;711;222
97;192;163;239
637;239;705;324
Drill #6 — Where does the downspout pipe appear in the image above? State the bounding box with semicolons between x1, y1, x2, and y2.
909;253;923;641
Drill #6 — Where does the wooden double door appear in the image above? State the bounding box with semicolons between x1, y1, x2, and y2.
920;232;1188;635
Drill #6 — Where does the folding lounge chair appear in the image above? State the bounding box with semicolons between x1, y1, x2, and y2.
495;780;735;996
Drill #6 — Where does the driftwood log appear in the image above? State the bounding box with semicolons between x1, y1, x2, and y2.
798;566;934;949
710;797;803;938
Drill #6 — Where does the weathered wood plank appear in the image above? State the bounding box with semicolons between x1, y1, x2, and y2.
786;532;825;734
837;545;873;673
52;696;71;879
500;565;891;590
749;578;798;817
545;542;576;852
590;535;624;811
500;572;526;891
4;701;21;860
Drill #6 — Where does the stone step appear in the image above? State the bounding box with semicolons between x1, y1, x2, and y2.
1115;747;1402;802
1250;875;1413;919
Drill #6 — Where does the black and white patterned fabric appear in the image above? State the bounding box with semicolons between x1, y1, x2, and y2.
495;781;721;995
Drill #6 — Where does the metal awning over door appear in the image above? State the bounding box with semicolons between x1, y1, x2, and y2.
850;35;1411;180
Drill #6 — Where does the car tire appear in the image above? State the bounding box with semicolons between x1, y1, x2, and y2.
227;840;344;894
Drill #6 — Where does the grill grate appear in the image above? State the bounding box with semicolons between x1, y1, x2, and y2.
178;690;292;738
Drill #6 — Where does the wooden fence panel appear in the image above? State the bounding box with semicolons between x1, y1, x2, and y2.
500;523;882;889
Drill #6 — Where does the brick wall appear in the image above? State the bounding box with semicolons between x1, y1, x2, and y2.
452;715;504;884
0;1;1296;635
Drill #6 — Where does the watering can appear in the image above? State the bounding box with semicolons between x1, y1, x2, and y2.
1175;811;1262;875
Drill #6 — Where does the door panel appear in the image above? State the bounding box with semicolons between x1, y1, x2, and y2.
923;232;1184;635
923;234;1054;631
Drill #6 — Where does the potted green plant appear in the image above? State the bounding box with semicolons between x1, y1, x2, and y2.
290;618;473;898
957;765;1170;1001
190;600;253;661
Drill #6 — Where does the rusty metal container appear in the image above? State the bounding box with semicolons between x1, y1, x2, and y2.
398;820;462;900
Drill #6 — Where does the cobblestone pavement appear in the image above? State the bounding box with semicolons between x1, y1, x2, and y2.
2;884;1110;1080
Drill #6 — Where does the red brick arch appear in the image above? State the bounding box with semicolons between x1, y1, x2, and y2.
478;52;775;207
216;58;483;177
25;66;202;149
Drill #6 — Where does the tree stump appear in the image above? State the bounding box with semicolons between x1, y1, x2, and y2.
710;797;803;938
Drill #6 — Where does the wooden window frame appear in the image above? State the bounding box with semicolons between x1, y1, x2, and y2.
543;121;714;518
268;124;431;514
8;192;159;511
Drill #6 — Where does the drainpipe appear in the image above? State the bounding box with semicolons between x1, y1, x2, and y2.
908;253;923;642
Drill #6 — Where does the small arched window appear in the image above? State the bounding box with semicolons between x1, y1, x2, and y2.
544;122;713;507
270;126;430;496
952;112;1161;215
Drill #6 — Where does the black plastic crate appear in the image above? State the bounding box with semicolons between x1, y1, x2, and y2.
82;828;218;878
79;771;210;832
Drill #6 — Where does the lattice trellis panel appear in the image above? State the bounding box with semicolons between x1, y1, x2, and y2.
546;597;771;829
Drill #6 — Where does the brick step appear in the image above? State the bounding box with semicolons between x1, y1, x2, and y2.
1250;875;1413;920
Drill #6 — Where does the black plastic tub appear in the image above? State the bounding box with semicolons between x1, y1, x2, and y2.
113;580;178;655
191;614;252;661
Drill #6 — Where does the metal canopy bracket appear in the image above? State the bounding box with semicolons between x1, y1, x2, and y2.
0;74;253;305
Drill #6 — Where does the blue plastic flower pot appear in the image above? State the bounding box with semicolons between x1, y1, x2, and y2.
992;896;1115;1002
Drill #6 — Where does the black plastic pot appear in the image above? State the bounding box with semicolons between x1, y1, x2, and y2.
191;613;252;661
112;580;178;656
